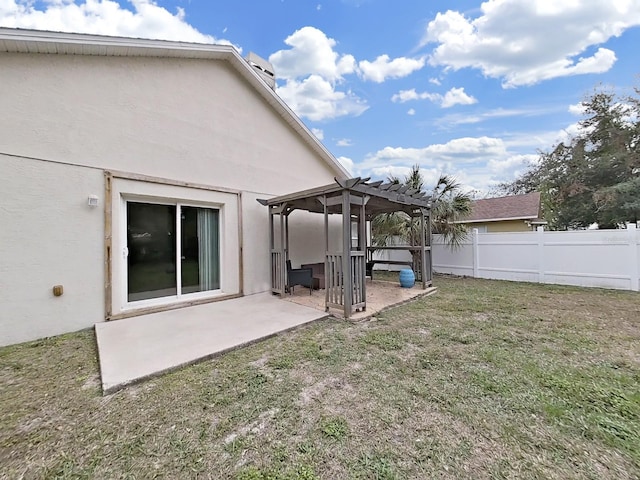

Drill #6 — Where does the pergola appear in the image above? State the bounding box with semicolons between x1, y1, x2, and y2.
258;177;433;319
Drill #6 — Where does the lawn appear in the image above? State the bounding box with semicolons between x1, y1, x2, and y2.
1;276;639;479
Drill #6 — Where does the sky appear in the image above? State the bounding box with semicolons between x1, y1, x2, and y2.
2;0;640;195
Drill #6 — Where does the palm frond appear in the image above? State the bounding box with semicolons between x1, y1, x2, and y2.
371;167;472;249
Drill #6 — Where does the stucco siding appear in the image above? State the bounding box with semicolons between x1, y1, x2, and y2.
0;155;104;346
0;53;338;194
240;191;272;295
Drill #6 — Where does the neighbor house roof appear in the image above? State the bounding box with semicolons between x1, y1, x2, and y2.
456;192;543;224
0;27;349;179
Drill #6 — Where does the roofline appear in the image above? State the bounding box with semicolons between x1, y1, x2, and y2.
453;215;540;224
0;27;349;179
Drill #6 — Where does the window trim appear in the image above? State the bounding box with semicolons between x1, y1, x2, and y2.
107;173;242;320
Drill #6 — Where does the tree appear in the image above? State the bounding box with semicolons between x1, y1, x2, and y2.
498;85;640;229
372;165;472;251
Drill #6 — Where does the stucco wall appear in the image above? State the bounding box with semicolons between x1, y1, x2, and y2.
0;155;104;346
0;53;337;194
0;51;342;344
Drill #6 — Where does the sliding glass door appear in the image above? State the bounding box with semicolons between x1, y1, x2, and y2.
180;206;220;294
127;201;220;303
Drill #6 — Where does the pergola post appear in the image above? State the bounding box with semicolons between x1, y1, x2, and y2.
267;203;288;295
359;197;367;310
324;195;329;312
285;212;290;261
420;210;427;289
268;206;274;251
342;190;352;319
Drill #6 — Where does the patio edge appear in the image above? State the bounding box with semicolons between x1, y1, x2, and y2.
99;313;330;396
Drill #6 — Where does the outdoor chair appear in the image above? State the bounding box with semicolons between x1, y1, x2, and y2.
301;262;325;289
366;261;375;281
286;260;313;295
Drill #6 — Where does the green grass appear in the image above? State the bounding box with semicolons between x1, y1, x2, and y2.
1;276;639;479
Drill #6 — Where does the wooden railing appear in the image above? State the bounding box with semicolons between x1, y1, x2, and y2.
325;252;343;309
351;251;366;310
325;251;367;315
271;249;286;295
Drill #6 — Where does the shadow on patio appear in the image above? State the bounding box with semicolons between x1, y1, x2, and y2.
282;279;437;320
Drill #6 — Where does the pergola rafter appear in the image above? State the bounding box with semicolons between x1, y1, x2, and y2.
258;177;433;319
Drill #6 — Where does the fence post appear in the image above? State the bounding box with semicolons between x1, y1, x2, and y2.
472;228;479;278
629;223;639;292
537;226;545;284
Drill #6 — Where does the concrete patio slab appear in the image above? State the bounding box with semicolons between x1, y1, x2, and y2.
95;293;328;394
284;279;437;320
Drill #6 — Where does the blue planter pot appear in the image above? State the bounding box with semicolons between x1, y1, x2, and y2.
399;269;415;288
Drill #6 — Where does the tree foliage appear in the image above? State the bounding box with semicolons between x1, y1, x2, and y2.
372;165;472;250
499;86;640;229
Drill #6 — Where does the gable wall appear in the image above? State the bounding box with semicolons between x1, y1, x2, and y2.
0;52;337;194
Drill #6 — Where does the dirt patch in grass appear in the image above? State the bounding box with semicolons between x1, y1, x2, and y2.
1;276;639;479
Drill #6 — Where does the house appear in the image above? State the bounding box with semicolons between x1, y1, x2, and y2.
0;28;349;347
456;192;546;233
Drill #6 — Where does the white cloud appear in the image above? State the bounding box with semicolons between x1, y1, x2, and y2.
426;136;506;157
440;87;477;108
421;0;639;87
361;136;507;170
358;106;615;193
358;54;425;83
370;165;413;181
369;164;488;193
269;26;356;82
276;75;368;122
436;105;561;127
392;88;439;103
0;0;232;46
356;136;528;193
557;121;588;144
568;102;587;116
392;87;476;108
336;138;353;147
311;128;324;140
269;26;429;120
337;156;355;175
407;108;416;116
487;154;537;174
268;26;367;121
429;77;441;86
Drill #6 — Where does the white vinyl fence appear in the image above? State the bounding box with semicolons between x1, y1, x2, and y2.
433;224;640;292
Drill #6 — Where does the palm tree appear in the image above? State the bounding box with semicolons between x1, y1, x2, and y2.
372;164;472;249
